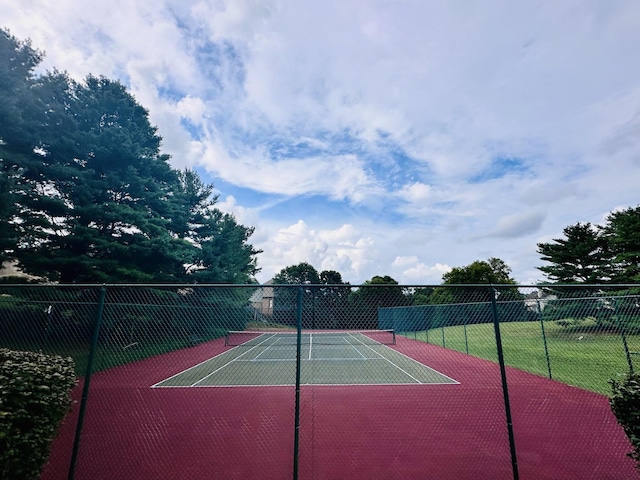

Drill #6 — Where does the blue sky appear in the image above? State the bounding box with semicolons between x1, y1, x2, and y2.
3;0;640;284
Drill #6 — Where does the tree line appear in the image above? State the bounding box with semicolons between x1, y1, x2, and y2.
0;29;260;284
267;260;525;329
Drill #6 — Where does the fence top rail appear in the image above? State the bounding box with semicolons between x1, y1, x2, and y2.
0;282;639;289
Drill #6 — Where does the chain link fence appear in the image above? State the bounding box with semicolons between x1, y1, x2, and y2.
1;283;638;479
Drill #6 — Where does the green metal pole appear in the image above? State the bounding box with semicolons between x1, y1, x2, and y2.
293;287;303;480
68;285;107;480
612;299;634;373
463;321;469;354
490;287;519;480
537;299;552;379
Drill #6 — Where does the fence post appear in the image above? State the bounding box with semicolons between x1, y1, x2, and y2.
293;286;303;480
611;298;634;373
463;320;469;355
537;299;553;379
68;285;107;480
490;286;519;480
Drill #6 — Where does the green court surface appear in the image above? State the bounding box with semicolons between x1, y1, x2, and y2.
153;332;459;387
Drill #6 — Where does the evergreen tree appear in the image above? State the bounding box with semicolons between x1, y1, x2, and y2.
0;29;261;284
0;29;44;264
536;222;611;284
13;74;191;282
187;209;261;284
602;206;640;283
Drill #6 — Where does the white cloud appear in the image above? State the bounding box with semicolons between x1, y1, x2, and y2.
392;256;419;268
400;263;452;285
485;211;547;239
3;0;640;285
254;220;377;282
176;96;207;123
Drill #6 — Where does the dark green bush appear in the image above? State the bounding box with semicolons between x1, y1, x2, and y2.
0;348;76;480
610;371;640;470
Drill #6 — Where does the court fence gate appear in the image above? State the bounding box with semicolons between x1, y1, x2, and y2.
1;283;638;480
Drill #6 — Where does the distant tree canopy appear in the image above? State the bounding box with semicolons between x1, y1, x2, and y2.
354;275;410;307
0;29;260;283
273;262;321;286
537;207;640;284
271;263;351;328
442;257;516;285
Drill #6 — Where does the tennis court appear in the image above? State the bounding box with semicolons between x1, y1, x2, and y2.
27;282;637;480
41;333;637;480
153;330;459;387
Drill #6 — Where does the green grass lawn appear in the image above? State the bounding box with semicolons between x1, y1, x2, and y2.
401;320;639;395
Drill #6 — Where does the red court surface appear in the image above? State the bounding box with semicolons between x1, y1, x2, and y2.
41;336;637;480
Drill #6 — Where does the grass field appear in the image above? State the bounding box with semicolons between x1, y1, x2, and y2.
402;320;640;395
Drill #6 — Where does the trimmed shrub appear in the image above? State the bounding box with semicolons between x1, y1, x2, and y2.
610;371;640;470
0;348;76;480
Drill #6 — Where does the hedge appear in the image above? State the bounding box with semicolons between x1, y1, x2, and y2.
610;371;640;470
0;348;76;480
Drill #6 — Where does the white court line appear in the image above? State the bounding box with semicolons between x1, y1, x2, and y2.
157;381;459;388
253;335;299;361
234;357;375;362
354;335;460;385
308;333;313;360
151;334;276;387
154;331;459;388
350;335;425;384
345;333;370;359
189;334;280;387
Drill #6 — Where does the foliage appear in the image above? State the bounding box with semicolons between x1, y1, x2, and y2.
0;29;260;284
442;257;516;285
411;287;435;305
537;223;610;284
433;258;520;305
603;206;640;283
610;372;640;469
537;207;640;285
272;263;351;328
0;348;76;480
0;30;43;265
348;276;410;329
273;262;321;285
316;270;351;329
357;276;409;304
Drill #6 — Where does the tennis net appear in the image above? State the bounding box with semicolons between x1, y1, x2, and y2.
225;329;396;347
